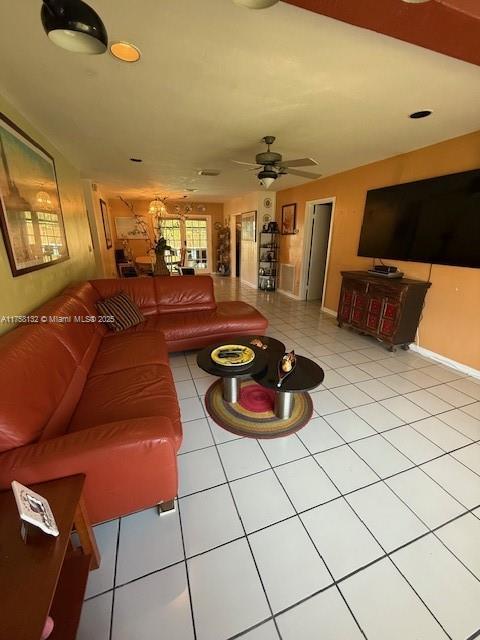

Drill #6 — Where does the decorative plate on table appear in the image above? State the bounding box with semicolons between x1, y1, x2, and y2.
211;344;255;367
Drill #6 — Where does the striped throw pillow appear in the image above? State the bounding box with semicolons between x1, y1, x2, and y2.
96;291;145;332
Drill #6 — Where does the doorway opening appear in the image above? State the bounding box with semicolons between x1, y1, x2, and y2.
235;214;242;277
301;200;334;303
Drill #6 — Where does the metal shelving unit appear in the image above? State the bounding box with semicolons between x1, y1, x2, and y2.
258;230;279;291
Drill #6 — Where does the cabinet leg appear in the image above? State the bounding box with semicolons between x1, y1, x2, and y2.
388;345;397;353
401;344;410;351
337;321;343;328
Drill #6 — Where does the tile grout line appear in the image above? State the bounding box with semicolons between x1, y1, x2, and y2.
200;416;284;640
107;516;122;640
293;443;455;639
176;498;199;640
257;439;369;639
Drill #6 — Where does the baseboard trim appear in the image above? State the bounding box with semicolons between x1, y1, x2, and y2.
410;344;480;380
322;307;337;317
277;289;303;300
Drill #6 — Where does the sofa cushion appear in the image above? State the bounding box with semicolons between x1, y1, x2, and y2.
90;278;157;316
153;275;217;314
69;365;181;441
0;325;77;453
90;331;170;376
89;275;218;316
134;301;268;346
96;291;145;332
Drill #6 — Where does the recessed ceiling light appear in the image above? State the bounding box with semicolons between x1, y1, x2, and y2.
129;157;142;162
186;188;199;192
110;41;141;63
409;110;433;119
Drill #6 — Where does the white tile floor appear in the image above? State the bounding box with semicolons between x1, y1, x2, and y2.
79;277;480;640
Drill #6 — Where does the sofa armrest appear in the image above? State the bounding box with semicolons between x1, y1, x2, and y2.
0;417;179;524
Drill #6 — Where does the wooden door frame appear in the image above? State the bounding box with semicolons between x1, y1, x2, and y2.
299;197;336;306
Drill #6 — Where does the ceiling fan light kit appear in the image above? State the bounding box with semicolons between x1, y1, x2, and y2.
41;0;108;54
233;136;321;189
233;0;280;8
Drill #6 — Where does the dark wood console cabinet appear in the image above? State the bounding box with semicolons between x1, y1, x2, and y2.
338;271;431;351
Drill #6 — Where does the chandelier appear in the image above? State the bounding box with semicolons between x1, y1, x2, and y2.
148;196;168;217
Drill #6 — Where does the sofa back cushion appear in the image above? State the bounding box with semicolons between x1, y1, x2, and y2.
90;278;157;316
89;276;217;315
0;286;103;452
153;275;217;314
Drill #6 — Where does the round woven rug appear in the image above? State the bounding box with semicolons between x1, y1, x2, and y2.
205;379;313;439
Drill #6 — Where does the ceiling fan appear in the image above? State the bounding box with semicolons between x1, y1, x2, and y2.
233;136;321;189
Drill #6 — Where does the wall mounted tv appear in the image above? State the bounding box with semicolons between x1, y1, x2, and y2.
357;169;480;269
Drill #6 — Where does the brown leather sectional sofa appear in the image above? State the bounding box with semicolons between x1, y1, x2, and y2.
0;275;267;524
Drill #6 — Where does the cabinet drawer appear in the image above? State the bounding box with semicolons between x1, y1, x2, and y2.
368;298;382;315
351;306;365;326
353;293;368;310
368;285;403;302
383;302;399;320
379;318;396;337
344;279;368;295
366;313;380;331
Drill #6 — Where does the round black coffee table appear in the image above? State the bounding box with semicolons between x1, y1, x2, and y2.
252;355;325;419
196;336;284;403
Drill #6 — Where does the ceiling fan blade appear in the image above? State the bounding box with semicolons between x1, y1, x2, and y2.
279;158;319;168
232;160;261;168
287;168;322;179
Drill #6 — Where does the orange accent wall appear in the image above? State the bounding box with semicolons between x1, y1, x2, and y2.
107;199;224;266
276;130;480;371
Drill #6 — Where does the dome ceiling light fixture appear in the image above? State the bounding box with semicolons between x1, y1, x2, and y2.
400;0;431;3
233;0;280;8
41;0;108;54
258;166;278;189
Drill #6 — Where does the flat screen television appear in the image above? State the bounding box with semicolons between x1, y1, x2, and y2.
357;169;480;269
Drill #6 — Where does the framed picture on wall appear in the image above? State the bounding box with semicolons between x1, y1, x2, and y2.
241;210;256;242
0;112;69;277
114;216;149;240
281;203;297;235
99;199;112;249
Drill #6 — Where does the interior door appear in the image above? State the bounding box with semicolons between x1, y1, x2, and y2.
306;204;332;301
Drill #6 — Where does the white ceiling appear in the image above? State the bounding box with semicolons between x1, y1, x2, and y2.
1;0;480;201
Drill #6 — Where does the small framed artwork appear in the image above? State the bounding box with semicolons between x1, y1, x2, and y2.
99;199;112;249
281;203;297;234
114;216;149;240
241;210;257;242
0;112;69;277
